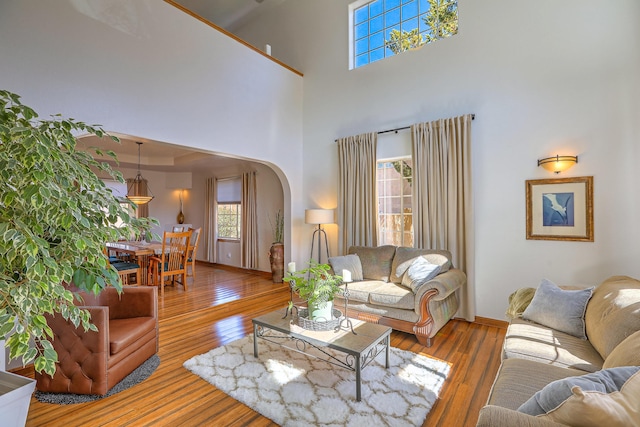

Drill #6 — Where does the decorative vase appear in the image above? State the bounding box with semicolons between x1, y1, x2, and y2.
308;300;334;321
269;243;284;283
177;210;185;224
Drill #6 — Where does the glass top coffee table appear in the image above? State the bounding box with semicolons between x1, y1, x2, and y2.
252;309;392;401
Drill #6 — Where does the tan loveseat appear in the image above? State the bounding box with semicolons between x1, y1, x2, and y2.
330;245;466;347
477;275;640;426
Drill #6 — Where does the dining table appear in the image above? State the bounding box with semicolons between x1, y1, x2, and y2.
106;241;165;285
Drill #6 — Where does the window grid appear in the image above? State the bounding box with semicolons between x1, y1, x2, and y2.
377;159;413;247
352;0;458;69
217;203;241;239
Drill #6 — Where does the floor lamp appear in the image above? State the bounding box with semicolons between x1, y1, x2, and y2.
305;209;333;264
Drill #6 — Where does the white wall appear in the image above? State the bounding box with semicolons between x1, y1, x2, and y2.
0;0;305;266
236;0;640;319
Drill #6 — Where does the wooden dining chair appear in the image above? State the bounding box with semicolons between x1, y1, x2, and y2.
105;248;140;286
147;230;191;297
186;227;202;280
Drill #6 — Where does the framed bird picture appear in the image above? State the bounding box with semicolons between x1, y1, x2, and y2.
526;176;594;241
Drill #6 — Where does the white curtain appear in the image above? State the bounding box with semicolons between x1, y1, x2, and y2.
411;114;475;321
337;132;378;254
241;171;258;269
204;177;217;263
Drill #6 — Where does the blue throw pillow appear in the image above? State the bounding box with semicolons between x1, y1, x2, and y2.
522;279;594;339
518;366;640;416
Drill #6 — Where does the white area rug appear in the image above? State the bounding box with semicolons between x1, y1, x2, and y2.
183;332;450;426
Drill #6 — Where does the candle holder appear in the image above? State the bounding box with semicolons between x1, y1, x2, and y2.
336;279;356;334
282;278;299;319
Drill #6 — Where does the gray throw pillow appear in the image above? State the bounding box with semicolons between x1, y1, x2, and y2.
400;256;441;292
522;279;594;339
328;254;363;281
518;366;640;416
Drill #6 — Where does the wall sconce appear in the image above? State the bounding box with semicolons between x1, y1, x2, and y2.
537;155;578;174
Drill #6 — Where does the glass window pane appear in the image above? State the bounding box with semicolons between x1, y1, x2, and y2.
370;47;384;62
356;53;369;67
384;8;400;27
370;15;383;33
419;14;430;32
355;21;369;40
355;5;369;24
385;0;400;10
370;0;383;17
384;24;400;39
419;0;430;13
370;31;384;49
356;37;369;55
401;1;418;18
402;17;419;33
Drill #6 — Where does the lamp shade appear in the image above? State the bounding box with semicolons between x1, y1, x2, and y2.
126;142;154;205
126;174;153;205
538;155;578;174
305;209;334;225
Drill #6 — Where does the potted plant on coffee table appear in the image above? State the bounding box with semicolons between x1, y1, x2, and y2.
285;261;342;321
0;90;157;425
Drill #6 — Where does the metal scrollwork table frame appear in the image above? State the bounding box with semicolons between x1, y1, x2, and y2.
252;310;391;401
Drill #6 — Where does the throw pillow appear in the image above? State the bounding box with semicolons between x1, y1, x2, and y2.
505;287;536;319
522;279;594;339
400;256;441;292
395;254;450;280
518;367;640;427
348;245;396;282
328;254;363;281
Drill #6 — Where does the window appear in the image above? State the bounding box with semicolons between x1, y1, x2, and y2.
349;0;458;69
216;177;242;239
217;203;241;239
377;158;413;246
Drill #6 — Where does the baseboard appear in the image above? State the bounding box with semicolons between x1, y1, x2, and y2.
472;316;508;329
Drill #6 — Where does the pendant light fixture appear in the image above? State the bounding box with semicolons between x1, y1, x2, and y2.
126;142;154;205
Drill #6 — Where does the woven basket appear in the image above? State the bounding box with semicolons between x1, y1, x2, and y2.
297;308;343;331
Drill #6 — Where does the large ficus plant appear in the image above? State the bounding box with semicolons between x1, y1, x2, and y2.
0;90;157;375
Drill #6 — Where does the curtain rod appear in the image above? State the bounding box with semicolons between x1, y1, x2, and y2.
378;114;475;135
335;114;475;141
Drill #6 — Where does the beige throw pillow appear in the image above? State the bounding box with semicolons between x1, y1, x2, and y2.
539;370;640;427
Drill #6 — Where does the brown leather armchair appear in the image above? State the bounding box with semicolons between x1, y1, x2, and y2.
35;286;158;395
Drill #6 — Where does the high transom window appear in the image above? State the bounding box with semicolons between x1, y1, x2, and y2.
349;0;458;69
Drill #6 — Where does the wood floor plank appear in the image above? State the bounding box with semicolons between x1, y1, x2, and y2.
15;263;506;427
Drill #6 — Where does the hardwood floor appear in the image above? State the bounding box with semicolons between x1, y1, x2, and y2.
16;263;506;427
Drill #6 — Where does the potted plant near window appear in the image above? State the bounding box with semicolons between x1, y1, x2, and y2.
0;90;156;425
285;262;342;321
268;210;284;283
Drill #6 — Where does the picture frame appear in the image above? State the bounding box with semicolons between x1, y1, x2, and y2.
525;176;594;242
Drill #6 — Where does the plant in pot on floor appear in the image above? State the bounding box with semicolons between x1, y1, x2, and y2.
0;90;157;424
285;261;342;322
268;210;284;283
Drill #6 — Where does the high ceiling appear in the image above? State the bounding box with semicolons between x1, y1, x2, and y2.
173;0;285;32
77;0;283;175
